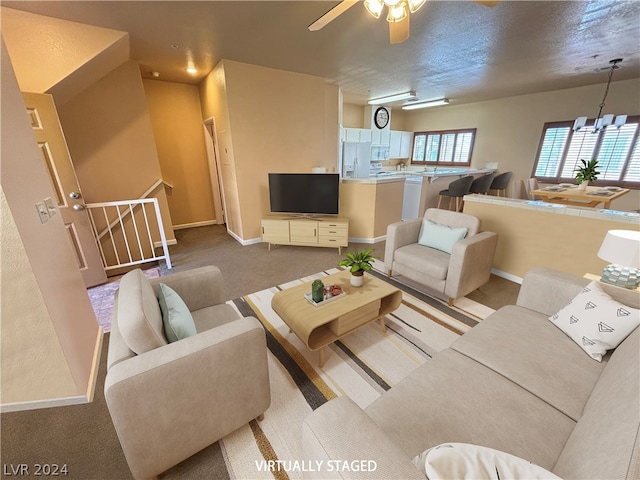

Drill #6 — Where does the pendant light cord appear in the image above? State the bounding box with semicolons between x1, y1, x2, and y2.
595;59;621;121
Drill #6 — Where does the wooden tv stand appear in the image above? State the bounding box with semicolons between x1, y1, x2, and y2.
261;215;349;253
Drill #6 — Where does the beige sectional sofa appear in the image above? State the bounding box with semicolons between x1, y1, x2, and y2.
302;267;639;479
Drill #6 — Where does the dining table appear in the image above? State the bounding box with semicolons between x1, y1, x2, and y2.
530;185;630;209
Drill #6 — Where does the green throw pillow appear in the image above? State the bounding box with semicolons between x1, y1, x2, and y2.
418;219;468;254
157;283;197;342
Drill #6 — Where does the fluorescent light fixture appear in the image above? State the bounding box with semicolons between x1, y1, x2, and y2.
402;98;450;110
368;91;416;105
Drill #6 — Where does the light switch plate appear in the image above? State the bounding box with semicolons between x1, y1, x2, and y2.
36;201;50;223
44;197;57;217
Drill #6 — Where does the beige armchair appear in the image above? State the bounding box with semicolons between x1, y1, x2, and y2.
105;266;270;480
385;209;498;303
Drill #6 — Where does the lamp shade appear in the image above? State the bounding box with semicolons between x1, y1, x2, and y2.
597;230;640;268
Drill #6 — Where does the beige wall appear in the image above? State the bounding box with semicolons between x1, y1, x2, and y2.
0;7;128;97
403;78;640;212
340;181;404;241
199;61;242;237
57;61;175;244
143;79;216;227
464;200;639;280
1;38;101;409
200;60;340;241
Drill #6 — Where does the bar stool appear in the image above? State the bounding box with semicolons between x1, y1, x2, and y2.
469;173;495;195
489;171;513;197
437;175;474;212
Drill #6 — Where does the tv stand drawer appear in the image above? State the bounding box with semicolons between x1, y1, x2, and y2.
261;216;349;252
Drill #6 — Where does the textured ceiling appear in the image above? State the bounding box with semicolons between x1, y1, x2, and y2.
2;0;640;106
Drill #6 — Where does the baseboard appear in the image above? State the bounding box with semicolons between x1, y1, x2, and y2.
1;395;88;413
226;228;262;246
491;268;523;284
173;220;219;230
348;235;386;244
242;237;263;246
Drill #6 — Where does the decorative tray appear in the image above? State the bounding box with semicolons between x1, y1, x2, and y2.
543;186;565;191
304;289;346;307
588;190;614;196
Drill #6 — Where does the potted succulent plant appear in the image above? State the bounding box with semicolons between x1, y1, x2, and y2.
338;248;375;287
575;158;600;190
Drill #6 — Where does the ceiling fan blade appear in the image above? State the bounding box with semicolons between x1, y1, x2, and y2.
308;0;359;31
473;0;500;6
389;16;410;44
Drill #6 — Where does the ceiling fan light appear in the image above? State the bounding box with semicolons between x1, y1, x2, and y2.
364;0;384;19
383;0;403;7
387;2;408;22
407;0;427;13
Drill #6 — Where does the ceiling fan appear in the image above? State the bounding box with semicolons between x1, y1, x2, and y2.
309;0;499;44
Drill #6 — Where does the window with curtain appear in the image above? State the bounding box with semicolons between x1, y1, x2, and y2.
532;116;639;186
411;129;476;165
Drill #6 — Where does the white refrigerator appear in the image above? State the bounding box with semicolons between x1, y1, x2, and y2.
342;142;371;178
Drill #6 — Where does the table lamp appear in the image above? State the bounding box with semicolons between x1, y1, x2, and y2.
597;229;640;289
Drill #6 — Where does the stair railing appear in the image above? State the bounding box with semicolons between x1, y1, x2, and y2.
86;198;172;271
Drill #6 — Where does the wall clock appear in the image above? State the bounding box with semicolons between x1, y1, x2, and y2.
374;106;390;129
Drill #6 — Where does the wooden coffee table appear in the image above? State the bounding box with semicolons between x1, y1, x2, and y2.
271;270;402;367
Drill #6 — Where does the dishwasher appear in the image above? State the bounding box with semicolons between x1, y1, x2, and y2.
402;176;422;220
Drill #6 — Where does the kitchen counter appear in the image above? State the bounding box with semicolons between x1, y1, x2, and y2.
339;168;498;240
342;168;494;184
341;176;407;184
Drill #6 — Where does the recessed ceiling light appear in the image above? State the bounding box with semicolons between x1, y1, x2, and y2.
151;71;160;78
186;67;197;74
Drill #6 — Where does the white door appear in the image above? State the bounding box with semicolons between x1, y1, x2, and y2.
23;92;107;287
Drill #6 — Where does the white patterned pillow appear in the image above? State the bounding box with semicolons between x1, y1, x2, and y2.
549;280;640;361
412;443;560;479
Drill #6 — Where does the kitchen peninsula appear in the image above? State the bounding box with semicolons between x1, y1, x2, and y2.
341;167;494;242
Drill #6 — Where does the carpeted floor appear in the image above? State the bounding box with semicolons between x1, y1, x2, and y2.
221;268;489;479
1;225;520;480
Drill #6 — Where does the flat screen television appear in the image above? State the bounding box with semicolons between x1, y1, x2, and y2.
268;173;339;216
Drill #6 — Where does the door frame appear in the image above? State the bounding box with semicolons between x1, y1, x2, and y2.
203;117;226;225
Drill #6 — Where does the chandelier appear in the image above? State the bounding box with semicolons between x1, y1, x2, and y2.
573;58;627;134
364;0;427;22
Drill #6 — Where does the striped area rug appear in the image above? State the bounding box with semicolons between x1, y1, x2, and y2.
219;268;493;480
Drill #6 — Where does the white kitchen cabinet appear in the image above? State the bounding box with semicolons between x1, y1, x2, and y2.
371;129;390;146
344;128;372;143
400;131;412;158
359;128;372;143
389;130;413;158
